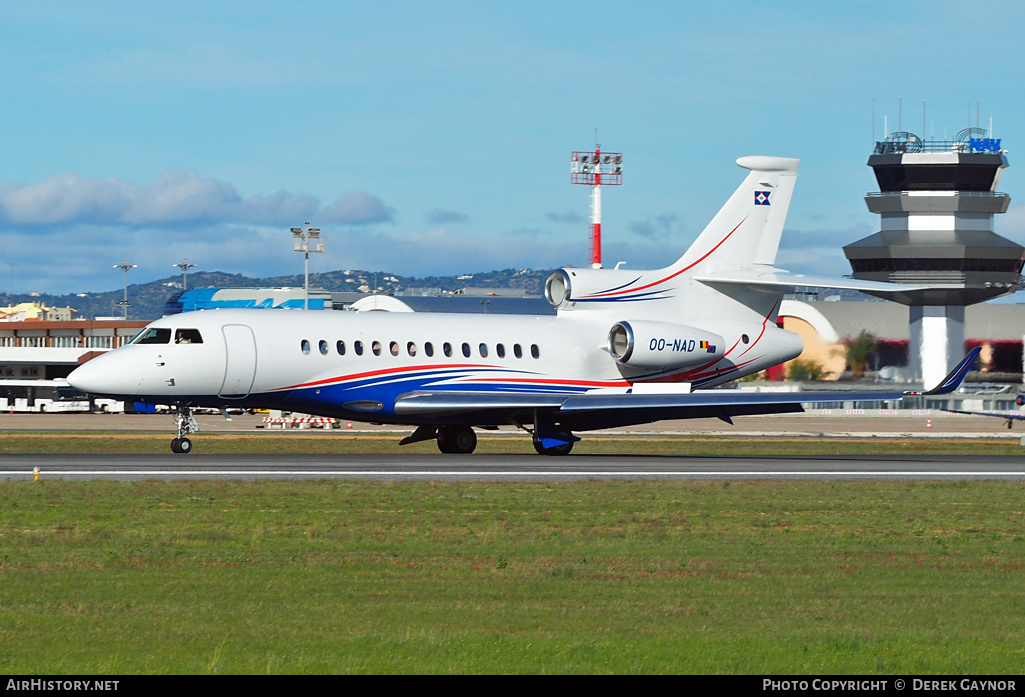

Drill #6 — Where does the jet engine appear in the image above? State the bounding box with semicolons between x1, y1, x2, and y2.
545;268;647;309
608;320;725;370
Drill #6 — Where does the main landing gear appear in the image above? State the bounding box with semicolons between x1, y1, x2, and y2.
398;425;478;453
532;437;574;456
171;405;199;454
397;424;576;455
437;425;477;454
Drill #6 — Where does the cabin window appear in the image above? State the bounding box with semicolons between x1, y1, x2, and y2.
496;343;505;358
513;343;523;359
531;344;540;359
318;340;328;355
425;342;434;357
372;341;382;356
479;343;488;358
354;340;364;356
390;341;400;356
134;328;171;345
407;341;417;357
301;339;311;355
443;342;453;357
174;328;203;344
461;342;471;358
337;340;346;355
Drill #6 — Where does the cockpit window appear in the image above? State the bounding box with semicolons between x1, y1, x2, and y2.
134;328;171;345
175;329;203;344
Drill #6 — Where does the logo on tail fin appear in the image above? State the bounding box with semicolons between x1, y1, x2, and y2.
754;191;771;206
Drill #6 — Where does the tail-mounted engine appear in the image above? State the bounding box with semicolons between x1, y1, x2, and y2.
608;320;725;370
545;268;657;309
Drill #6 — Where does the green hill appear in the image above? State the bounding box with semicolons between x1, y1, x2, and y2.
2;268;554;320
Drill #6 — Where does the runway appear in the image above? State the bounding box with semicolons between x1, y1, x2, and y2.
3;410;1025;481
3;452;1025;481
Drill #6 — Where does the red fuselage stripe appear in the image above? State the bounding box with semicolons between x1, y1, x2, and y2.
583;217;747;299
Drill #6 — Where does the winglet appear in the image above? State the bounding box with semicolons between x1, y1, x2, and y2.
903;347;981;396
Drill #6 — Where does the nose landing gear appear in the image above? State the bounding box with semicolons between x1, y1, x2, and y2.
171;405;199;454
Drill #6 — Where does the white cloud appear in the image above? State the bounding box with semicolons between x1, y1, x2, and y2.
629;214;680;240
319;192;396;226
0;171;394;228
425;209;469;225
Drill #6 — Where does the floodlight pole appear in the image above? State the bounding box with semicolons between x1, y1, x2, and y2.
571;147;623;268
291;223;324;310
173;259;197;291
113;260;137;319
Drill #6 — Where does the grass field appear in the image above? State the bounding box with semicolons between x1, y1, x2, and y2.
2;469;1025;673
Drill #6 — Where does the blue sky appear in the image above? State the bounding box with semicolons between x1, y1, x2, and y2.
2;1;1025;296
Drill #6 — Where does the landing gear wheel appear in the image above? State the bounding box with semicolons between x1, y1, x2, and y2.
533;437;574;456
437;426;477;454
171;404;199;454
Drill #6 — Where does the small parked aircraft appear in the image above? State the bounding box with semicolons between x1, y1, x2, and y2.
944;394;1025;429
67;156;978;453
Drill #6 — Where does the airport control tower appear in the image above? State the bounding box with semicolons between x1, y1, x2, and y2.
843;128;1024;387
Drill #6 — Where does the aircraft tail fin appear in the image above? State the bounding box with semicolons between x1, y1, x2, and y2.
672;156;799;275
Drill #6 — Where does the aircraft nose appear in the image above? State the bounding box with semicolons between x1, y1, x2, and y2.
68;354;128;395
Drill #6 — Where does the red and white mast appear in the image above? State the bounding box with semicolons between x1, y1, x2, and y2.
571;146;622;268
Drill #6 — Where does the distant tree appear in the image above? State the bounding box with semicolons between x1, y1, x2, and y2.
842;330;877;377
787;358;829;381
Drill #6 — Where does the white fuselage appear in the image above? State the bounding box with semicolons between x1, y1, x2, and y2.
67;306;801;426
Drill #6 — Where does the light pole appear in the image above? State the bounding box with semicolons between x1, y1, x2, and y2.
113;260;137;319
173;259;197;291
571;146;623;268
291;223;324;310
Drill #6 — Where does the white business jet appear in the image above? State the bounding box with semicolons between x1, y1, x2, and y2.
67;156;978;454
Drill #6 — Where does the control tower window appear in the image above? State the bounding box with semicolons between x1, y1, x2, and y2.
850;258;1024;274
873;164;1002;192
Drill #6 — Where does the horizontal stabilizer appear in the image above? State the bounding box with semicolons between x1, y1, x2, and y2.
695;269;923;294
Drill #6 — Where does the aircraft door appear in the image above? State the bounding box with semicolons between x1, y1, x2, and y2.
219;324;257;398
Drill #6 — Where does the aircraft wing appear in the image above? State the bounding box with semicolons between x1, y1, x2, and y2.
394;387;905;417
395;391;568;415
394;348;980;419
394;386;903;434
